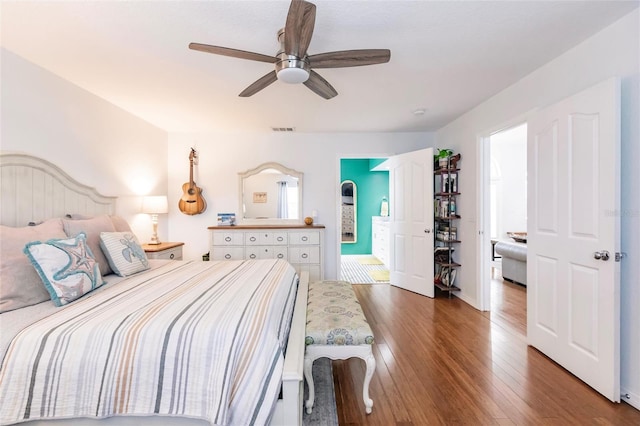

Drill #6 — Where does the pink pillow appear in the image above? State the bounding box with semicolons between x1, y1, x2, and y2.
0;218;66;312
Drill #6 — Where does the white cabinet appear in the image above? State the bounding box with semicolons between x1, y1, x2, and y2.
372;217;390;268
209;225;325;282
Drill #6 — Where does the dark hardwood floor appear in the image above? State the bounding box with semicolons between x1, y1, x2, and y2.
332;272;640;425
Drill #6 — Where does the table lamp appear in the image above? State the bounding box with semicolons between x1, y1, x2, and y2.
142;195;169;244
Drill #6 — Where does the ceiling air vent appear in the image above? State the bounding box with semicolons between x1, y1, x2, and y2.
271;127;295;132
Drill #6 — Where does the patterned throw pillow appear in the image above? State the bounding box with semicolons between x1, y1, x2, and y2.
23;232;105;307
99;232;150;277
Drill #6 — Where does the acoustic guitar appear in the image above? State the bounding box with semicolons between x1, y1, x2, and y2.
178;148;206;215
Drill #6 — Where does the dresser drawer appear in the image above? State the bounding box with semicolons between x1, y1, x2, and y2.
212;247;245;260
143;243;184;261
246;246;288;260
212;232;244;246
146;246;183;260
245;232;288;245
288;231;320;245
288;246;320;264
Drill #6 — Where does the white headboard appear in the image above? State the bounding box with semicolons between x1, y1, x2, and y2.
0;154;117;227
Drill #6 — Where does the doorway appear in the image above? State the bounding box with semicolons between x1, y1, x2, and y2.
480;123;527;319
338;157;390;284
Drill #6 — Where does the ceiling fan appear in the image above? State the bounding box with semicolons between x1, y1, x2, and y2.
189;0;390;100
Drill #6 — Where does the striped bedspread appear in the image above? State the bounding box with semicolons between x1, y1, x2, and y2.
0;259;299;425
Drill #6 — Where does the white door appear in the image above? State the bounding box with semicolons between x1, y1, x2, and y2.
388;148;435;297
527;78;620;401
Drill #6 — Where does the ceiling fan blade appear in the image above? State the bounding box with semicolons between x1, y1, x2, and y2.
284;0;316;58
189;43;276;64
308;49;391;69
239;71;278;97
297;2;316;57
303;70;338;99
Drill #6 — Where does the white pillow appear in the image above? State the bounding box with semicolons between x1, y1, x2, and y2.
23;232;105;307
99;232;150;276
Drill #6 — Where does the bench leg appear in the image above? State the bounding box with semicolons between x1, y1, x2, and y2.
363;351;375;414
304;345;375;415
303;355;315;414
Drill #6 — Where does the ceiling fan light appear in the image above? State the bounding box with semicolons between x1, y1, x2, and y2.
277;67;310;84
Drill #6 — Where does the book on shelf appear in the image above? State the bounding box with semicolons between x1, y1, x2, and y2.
440;172;458;193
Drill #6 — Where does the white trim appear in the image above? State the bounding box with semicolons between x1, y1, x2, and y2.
621;388;640;411
477;136;491;311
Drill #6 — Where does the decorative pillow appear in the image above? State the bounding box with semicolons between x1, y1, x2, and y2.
109;215;133;233
63;215;116;276
23;232;105;307
99;232;150;276
65;214;133;233
0;218;67;313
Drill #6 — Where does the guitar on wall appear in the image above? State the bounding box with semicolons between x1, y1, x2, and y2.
178;148;207;215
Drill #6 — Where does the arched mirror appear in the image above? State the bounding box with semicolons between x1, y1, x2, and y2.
239;162;303;224
340;180;357;243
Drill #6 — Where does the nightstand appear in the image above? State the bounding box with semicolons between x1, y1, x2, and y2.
142;242;184;260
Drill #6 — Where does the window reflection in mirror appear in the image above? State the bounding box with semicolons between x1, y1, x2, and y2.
239;162;302;222
341;180;357;243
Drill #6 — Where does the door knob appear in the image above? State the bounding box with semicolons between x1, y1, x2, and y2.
424;228;432;234
594;250;610;261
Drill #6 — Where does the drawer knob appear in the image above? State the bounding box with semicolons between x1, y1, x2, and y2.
302;253;308;259
302;236;308;242
225;254;231;259
225;236;231;242
277;253;284;259
170;253;175;259
250;237;256;242
250;254;256;259
277;237;283;242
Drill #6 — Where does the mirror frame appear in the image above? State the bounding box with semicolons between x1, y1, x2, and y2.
238;162;303;224
340;180;357;244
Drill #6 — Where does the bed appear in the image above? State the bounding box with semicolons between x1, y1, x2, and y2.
0;154;309;426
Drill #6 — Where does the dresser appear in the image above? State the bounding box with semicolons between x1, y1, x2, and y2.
371;217;390;268
208;225;325;281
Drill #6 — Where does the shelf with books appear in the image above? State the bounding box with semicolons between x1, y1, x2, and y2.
433;155;461;297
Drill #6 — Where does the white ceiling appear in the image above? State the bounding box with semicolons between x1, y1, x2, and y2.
1;1;637;133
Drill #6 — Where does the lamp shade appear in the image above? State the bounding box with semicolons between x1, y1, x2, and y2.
142;195;169;214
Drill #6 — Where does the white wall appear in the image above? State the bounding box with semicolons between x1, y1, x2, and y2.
166;132;433;278
0;49;169;242
435;10;639;409
490;124;527;239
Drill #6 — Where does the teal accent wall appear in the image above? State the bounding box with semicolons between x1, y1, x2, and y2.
340;159;389;255
368;158;388;169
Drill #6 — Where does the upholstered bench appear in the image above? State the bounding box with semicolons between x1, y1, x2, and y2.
304;280;376;414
